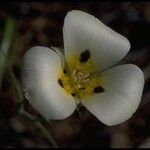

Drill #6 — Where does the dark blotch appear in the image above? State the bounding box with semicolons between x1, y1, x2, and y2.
71;93;76;96
63;69;67;74
80;49;91;63
58;78;64;88
94;85;105;93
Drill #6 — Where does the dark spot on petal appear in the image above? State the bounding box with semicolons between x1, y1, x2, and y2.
71;93;76;96
94;85;105;93
58;78;63;88
63;69;67;74
80;49;91;63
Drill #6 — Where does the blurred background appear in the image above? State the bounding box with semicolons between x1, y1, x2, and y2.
0;2;150;148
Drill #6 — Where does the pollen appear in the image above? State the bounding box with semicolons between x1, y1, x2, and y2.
58;54;104;101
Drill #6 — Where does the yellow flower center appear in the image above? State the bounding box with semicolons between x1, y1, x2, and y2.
58;50;105;101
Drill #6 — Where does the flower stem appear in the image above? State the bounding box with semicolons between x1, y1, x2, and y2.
19;108;59;148
35;121;59;148
9;67;24;106
0;17;16;91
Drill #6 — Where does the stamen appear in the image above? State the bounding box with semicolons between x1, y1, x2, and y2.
78;85;82;88
74;76;77;82
82;79;90;83
73;70;76;76
83;73;89;78
78;72;84;76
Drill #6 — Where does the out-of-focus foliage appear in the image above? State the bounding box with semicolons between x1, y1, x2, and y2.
0;2;150;148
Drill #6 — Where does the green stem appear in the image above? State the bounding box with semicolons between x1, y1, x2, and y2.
19;108;59;148
35;121;59;148
9;67;24;105
19;107;36;121
0;17;16;91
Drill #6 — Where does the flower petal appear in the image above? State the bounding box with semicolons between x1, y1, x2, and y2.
22;46;76;120
63;10;130;71
82;64;144;126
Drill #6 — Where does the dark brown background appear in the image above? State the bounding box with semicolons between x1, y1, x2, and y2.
0;2;150;148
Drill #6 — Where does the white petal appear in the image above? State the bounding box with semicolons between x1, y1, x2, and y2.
63;10;130;71
22;46;76;120
82;64;144;126
139;138;150;148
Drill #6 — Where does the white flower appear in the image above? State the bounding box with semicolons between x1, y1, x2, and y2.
22;10;144;126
